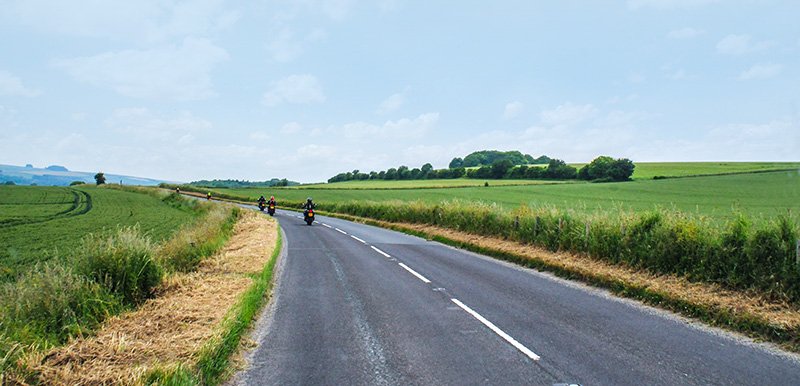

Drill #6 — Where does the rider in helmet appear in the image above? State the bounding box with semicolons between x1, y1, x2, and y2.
258;195;266;205
267;195;277;207
302;197;315;210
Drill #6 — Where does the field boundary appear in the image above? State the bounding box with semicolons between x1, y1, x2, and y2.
312;210;800;353
648;167;800;180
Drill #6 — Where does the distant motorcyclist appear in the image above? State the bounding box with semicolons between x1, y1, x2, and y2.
267;195;277;207
207;192;212;200
258;195;267;205
302;197;315;210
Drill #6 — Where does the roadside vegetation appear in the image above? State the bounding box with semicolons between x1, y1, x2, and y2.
0;186;240;381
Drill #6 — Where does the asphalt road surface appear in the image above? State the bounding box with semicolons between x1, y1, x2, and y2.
235;209;800;385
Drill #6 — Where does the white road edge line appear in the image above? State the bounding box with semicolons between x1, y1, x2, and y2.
322;223;332;228
398;263;431;283
371;246;391;258
351;235;366;244
335;228;347;235
450;298;541;361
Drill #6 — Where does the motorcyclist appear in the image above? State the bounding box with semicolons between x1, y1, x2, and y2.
258;195;266;205
302;197;315;210
206;192;212;200
267;195;277;207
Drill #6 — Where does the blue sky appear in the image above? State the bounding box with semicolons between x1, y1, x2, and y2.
0;0;798;183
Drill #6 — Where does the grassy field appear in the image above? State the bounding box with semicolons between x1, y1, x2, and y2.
627;162;800;179
0;185;199;281
290;179;573;189
206;170;799;222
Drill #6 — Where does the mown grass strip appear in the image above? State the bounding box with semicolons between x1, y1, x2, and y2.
317;211;800;353
144;223;283;386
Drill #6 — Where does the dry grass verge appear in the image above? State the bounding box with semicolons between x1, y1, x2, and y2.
322;212;800;351
28;211;278;385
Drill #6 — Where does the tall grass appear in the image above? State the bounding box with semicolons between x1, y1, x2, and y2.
72;226;162;306
319;200;800;303
158;206;240;272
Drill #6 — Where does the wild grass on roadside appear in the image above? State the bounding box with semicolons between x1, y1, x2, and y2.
158;206;240;272
144;227;282;386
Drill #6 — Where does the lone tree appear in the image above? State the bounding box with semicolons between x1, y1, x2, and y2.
94;172;106;185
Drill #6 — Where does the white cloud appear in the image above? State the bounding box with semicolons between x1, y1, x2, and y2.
716;34;773;55
738;63;783;80
4;0;239;44
376;91;406;114
329;112;439;140
628;0;719;10
281;122;304;134
539;103;598;126
105;107;212;142
266;28;327;62
667;27;705;39
502;101;524;120
55;37;229;100
262;74;326;107
0;70;41;97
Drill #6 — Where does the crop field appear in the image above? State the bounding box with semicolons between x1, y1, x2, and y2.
626;162;800;179
208;170;799;222
290;179;573;189
0;185;199;281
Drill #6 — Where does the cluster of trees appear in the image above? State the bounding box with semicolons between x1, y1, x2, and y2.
449;150;550;168
326;151;634;183
189;178;297;188
328;163;468;183
577;156;635;182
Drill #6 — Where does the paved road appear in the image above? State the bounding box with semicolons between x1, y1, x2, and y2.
236;209;800;385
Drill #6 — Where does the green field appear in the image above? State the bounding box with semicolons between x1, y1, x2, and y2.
212;170;800;222
627;162;800;179
0;185;199;281
291;179;573;189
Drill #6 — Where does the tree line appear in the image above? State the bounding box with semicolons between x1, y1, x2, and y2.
328;155;635;183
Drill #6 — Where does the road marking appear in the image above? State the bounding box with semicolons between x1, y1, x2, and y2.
322;223;332;228
335;228;347;235
350;235;366;244
450;298;540;361
398;263;431;283
371;246;391;258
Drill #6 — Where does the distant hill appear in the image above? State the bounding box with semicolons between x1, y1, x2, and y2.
0;164;177;186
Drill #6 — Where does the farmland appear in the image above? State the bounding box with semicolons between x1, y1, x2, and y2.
201;170;799;223
0;185;199;281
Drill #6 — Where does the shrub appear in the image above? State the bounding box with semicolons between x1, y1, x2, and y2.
0;264;120;350
72;227;162;306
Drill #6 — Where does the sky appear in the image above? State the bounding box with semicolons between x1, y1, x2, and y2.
0;0;798;183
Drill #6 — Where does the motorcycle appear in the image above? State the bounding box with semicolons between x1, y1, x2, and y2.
304;208;314;225
268;203;276;216
258;201;266;211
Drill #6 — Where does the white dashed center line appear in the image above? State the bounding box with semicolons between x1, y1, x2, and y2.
335;228;347;235
350;235;366;244
322;223;332;228
450;298;540;361
370;246;391;258
398;263;431;283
